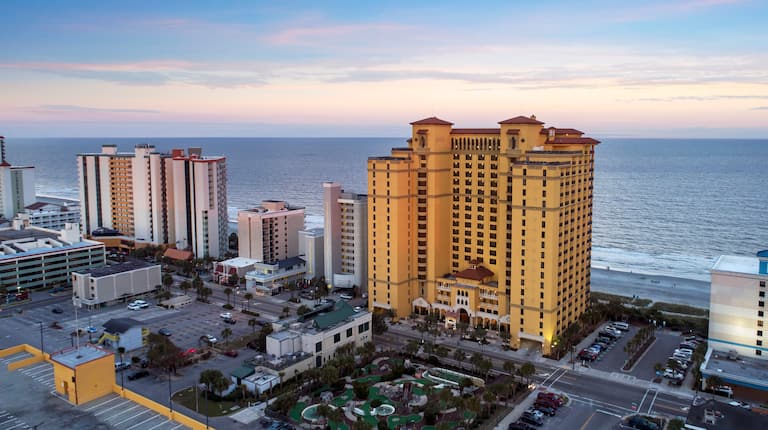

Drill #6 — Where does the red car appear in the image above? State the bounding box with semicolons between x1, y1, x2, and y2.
223;350;239;357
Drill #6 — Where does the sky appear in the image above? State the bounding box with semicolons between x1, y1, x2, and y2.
1;0;767;138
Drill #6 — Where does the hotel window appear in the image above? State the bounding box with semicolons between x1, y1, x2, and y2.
759;311;764;317
757;350;763;356
761;301;765;308
758;340;763;346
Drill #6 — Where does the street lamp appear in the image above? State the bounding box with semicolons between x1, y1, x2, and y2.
38;321;44;357
571;345;576;371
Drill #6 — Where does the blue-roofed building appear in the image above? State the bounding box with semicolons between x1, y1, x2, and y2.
245;256;307;296
0;218;104;292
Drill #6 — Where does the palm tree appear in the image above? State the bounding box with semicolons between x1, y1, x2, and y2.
180;280;191;296
162;273;174;291
224;288;232;306
243;292;253;311
518;361;535;384
453;349;466;369
221;327;232;346
248;318;257;335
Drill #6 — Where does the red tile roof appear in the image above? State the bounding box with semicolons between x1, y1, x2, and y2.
455;265;494;281
450;128;500;135
499;115;544;125
163;248;193;261
410;117;453;126
541;128;584;135
548;137;601;145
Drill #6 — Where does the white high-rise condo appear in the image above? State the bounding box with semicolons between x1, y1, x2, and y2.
0;136;36;220
323;182;367;290
77;144;228;258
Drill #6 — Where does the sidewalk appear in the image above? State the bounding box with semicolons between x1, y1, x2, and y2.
493;389;538;430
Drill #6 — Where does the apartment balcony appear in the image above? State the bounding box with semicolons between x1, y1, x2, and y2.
437;284;451;292
480;292;497;300
506;148;522;158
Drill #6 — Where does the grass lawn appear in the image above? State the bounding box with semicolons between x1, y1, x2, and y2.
356;374;382;384
331;389;354;407
172;387;239;417
288;401;307;422
387;414;421;429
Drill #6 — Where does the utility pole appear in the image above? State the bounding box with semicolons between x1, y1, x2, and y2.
39;321;44;356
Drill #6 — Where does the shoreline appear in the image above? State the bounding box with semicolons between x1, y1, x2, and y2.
590;267;710;310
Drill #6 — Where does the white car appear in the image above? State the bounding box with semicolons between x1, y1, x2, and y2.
663;369;684;380
127;300;149;310
220;312;232;319
339;293;353;300
202;334;218;344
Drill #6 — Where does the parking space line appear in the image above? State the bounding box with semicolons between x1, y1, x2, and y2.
169;423;185;429
549;369;568;387
105;404;141;422
596;409;623;418
568;393;634;413
6;422;27;430
21;363;50;374
93;399;132;416
113;408;151;427
0;417;18;426
126;414;162;430
84;396;121;411
146;418;173;430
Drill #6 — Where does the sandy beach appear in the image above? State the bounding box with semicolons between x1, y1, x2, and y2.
591;267;710;310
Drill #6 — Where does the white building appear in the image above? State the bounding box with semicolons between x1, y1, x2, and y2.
238;200;304;262
0;136;35;221
298;228;324;280
20;196;81;230
323;182;367;290
213;257;259;285
0;219;104;291
99;318;147;352
245;257;306;295
77;145;228;258
72;260;161;309
266;301;372;369
709;250;768;359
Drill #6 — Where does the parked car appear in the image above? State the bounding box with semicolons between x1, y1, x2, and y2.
578;349;598;361
158;328;172;336
663;369;684;380
51;306;64;314
219;312;232;319
611;321;630;331
519;414;543;427
597;335;614;344
534;398;559;410
201;334;218;345
127;370;150;380
127;300;149;310
508;423;534;430
115;362;131;371
223;317;237;325
339;293;353;300
537;392;565;407
534;405;556;416
598;330;619;340
628;415;658;430
223;350;239;357
711;385;733;398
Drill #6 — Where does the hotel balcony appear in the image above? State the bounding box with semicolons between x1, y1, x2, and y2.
437;284;451;292
480;292;497;300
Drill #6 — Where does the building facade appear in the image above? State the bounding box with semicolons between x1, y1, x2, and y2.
0;136;35;221
709;250;768;359
77;145;227;258
238;200;304;262
299;228;324;280
20;197;81;230
367;115;599;354
72;261;161;309
0;219;105;292
245;256;306;296
323;182;367;290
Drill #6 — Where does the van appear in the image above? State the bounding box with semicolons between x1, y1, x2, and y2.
611;321;630;331
712;385;733;398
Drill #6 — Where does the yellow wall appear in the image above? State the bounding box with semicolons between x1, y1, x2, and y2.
53;362;76;401
368;116;598;354
75;353;115;404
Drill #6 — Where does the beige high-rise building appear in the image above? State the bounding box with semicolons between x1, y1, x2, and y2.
367;115;599;354
238;200;304;262
77;145;228;258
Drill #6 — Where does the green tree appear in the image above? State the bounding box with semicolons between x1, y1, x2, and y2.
405;340;420;358
297;305;311;316
228;274;239;287
224;287;233;306
179;280;191;296
459;377;473;395
353;380;370;400
352;418;373;430
162;273;174;291
518;361;536;384
221;327;233;346
483;390;496;415
192;275;203;293
243;292;253;311
228;232;238;250
200;369;226;392
320;365;339;387
470;352;484;374
503;360;516;377
146;333;182;372
453;349;467;369
248;318;258;334
478;358;493;379
372;312;388;335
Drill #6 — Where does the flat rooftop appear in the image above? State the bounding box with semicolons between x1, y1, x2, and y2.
50;344;112;369
704;349;768;390
0;227;59;242
686;398;768;429
712;255;759;276
75;259;155;277
220;257;259;268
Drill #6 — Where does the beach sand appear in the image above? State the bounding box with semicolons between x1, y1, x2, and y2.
591;267;710;310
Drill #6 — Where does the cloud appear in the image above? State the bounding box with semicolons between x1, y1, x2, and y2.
0;61;267;88
37;105;161;114
751;106;768;110
634;95;768;102
611;0;745;22
265;23;412;46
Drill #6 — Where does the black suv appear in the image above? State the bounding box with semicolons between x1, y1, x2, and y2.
128;370;150;380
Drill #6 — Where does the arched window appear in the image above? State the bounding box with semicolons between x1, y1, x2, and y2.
510;136;517;149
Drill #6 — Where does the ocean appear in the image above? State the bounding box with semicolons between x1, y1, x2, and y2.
5;137;767;282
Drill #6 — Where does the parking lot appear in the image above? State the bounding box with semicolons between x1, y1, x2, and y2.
0;350;189;430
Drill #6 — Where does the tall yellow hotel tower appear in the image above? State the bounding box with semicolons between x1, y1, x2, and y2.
367;115;599;354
